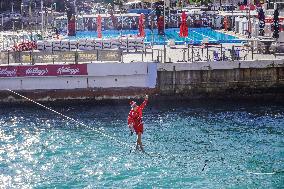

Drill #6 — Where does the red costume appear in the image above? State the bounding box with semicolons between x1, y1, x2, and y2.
127;99;148;134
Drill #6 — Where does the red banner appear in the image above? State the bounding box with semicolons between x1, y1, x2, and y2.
0;66;17;77
0;64;88;77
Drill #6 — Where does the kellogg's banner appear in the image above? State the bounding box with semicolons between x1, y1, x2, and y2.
0;64;88;77
0;66;18;77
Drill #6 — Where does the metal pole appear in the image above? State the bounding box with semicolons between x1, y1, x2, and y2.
122;15;124;31
35;2;37;31
74;0;77;31
187;44;190;62
163;0;166;32
191;45;194;62
231;2;234;31
151;0;153;45
21;3;24;30
1;14;3;31
177;10;178;28
51;4;53;28
8;50;10;65
41;0;44;33
206;44;209;61
251;46;254;60
232;45;235;61
168;7;170;28
164;44;166;63
248;8;251;37
120;11;122;37
220;44;223;61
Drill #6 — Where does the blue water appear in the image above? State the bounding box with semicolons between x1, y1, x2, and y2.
0;100;283;188
69;28;243;45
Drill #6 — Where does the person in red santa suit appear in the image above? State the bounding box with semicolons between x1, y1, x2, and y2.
128;95;148;152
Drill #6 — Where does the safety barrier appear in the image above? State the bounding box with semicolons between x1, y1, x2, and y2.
0;49;122;64
36;37;145;52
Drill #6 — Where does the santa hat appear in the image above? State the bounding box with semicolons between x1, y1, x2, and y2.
130;101;137;108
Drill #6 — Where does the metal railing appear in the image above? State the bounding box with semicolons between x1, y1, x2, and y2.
0;49;122;65
0;44;277;65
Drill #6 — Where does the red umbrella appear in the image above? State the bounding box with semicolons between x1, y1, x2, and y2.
179;11;188;37
97;15;102;38
138;13;145;37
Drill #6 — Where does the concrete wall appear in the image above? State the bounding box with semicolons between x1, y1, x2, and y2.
0;59;283;102
0;62;157;91
158;60;284;71
157;60;284;99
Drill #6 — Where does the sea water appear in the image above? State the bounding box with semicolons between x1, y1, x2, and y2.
0;100;283;188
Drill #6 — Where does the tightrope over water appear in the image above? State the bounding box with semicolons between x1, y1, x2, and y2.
6;89;163;159
6;89;134;150
1;89;283;188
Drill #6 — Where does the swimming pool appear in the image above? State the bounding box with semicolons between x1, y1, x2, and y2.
69;28;243;45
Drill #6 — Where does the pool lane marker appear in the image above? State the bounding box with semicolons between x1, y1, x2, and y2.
6;89;135;150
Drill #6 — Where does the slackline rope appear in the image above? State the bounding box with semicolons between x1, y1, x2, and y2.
6;89;134;150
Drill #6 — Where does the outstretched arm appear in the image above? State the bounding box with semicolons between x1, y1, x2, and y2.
139;95;148;110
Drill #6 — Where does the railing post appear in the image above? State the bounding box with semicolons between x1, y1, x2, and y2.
232;45;235;61
8;50;10;65
120;48;124;63
251;46;254;60
52;51;54;64
206;44;209;62
191;46;194;63
163;44;166;63
29;51;32;65
187;44;190;62
220;44;223;61
32;51;35;65
127;37;129;53
75;51;78;64
151;47;154;61
19;51;22;64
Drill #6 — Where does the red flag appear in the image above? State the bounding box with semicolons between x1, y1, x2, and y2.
97;15;102;38
138;14;145;37
179;11;188;37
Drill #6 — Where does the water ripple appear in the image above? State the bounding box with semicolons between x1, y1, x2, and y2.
0;102;283;188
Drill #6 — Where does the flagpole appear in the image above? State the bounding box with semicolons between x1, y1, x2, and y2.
151;0;153;45
164;0;165;34
41;0;43;33
1;14;3;31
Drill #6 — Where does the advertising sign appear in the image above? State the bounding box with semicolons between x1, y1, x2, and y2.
0;64;88;77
